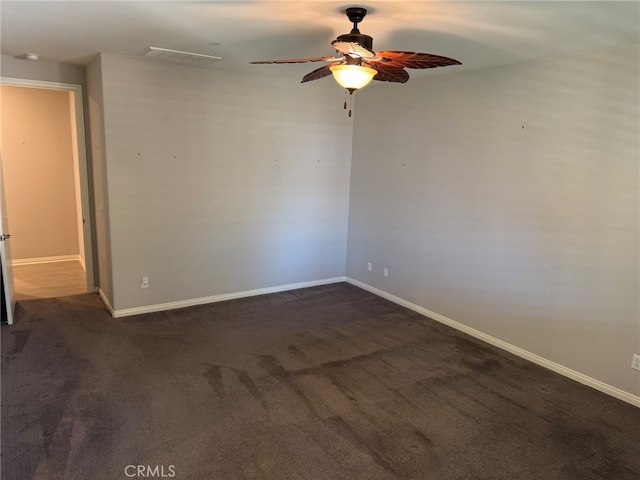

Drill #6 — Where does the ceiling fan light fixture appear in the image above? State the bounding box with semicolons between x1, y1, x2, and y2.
329;64;377;91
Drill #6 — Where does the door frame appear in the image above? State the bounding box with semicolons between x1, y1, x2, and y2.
0;152;16;324
0;77;96;293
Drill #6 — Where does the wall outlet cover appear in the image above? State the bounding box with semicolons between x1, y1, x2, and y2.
632;354;640;371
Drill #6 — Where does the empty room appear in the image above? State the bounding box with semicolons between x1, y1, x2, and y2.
1;1;639;479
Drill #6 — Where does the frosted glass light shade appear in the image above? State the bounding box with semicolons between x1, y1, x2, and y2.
329;65;377;90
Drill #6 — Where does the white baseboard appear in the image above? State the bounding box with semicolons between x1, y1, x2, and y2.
12;254;80;266
345;277;640;408
110;276;347;319
98;288;115;316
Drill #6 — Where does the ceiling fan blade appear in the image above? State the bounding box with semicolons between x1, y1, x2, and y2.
250;56;344;65
366;63;409;83
371;51;462;69
331;40;375;59
301;64;340;83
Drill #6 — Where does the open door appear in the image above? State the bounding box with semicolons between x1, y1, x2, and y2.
0;77;95;295
0;153;16;324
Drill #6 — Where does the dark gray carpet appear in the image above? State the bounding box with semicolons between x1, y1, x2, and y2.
2;282;639;480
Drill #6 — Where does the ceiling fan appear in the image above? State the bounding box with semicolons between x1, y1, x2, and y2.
251;7;462;116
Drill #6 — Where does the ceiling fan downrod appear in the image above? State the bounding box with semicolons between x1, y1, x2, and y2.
346;7;367;31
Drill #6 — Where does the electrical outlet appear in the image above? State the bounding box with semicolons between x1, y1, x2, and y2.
383;267;389;278
632;354;640;371
141;276;149;289
367;262;372;272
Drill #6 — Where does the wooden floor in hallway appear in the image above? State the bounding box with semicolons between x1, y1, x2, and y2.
12;260;87;301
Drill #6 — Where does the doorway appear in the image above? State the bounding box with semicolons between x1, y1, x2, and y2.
0;77;95;304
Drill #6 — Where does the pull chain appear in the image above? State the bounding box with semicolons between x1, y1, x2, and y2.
340;89;356;118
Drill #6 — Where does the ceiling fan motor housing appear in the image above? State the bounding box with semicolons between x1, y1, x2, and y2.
335;32;374;52
337;7;373;52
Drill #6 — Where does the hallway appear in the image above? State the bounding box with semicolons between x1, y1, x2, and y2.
12;260;86;300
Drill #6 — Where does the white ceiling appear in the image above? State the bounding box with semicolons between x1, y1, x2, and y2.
2;1;639;81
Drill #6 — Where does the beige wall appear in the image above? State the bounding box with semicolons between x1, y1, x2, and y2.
93;53;353;310
1;54;86;86
87;55;113;303
0;85;80;259
347;45;640;397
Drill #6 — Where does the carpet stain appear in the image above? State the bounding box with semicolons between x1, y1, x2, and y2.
591;459;640;480
67;393;114;474
460;357;503;374
453;336;497;356
287;345;314;365
304;336;344;356
202;364;225;399
325;415;399;477
388;387;419;410
235;370;269;414
328;328;362;350
327;375;359;405
418;378;480;422
377;357;400;371
202;364;271;413
469;379;532;414
294;343;420;375
259;355;318;418
34;415;74;480
8;330;31;355
40;376;80;454
411;428;435;448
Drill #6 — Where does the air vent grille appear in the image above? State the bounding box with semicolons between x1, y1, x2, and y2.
138;46;222;66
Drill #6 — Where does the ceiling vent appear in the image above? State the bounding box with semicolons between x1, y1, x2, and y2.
138;46;222;66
